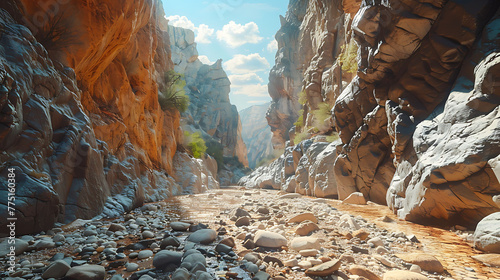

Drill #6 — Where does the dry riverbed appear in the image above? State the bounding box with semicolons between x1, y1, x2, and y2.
1;187;499;280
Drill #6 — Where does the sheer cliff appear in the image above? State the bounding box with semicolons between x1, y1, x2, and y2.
168;25;249;185
243;0;500;228
239;103;274;169
0;0;215;235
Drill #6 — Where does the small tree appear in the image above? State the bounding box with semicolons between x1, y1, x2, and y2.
159;70;189;112
183;131;206;158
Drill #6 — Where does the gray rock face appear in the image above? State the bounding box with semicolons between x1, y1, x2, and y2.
172;152;219;194
252;0;500;228
240;138;339;199
267;0;308;148
239;103;274;169
168;25;249;183
474;212;500;253
386;6;500;226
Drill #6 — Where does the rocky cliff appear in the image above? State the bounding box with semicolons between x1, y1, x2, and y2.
0;0;217;235
168;25;249;184
244;0;500;229
239;103;274;169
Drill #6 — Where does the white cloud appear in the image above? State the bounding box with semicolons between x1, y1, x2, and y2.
195;24;214;44
232;84;269;97
166;15;214;44
267;39;278;52
216;21;263;48
198;55;214;65
228;73;264;85
224;53;270;74
166;15;195;30
229;73;268;98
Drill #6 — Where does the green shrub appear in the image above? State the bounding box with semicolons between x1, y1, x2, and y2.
159;70;189;112
339;40;359;74
294;109;304;128
326;133;340;142
294;131;309;145
206;140;224;170
184;131;206;158
312;102;332;131
298;90;307;105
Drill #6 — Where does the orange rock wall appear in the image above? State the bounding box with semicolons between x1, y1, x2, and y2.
21;0;179;173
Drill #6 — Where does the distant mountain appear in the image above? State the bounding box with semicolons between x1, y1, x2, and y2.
239;103;274;169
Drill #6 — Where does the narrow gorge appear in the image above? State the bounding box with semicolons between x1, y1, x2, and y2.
0;0;499;279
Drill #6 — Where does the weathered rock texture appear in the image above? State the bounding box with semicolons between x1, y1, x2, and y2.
0;0;216;235
240;138;340;198
239;103;274;169
386;4;500;227
168;25;249;182
267;0;308;149
245;0;500;228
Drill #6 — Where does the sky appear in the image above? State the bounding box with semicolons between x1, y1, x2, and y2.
162;0;289;111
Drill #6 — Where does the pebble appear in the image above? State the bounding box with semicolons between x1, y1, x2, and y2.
395;253;444;273
41;260;71;279
65;265;106;280
170;222;191;231
187;229;217;244
288;212;318;223
348;265;381;280
342;192;367;205
108;223;126;232
153;250;182;269
126;262;139;272
254;230;287;248
141;231;155;239
295;221;320;236
235;216;251;227
138;250;154;259
305;259;341;277
290;237;321;251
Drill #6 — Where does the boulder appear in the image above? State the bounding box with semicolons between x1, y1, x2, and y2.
471;254;500;267
343;192;367;205
474;212;500;253
65;265;106;280
290;237;321;251
153;250;182;269
395;253;444;273
305;259;341;277
42;260;71;279
288;212;318;223
253;230;287;248
187;229;217;244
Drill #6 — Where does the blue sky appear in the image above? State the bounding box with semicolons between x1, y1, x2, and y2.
162;0;289;111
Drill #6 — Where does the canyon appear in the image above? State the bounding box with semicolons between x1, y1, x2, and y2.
0;0;499;279
243;0;500;229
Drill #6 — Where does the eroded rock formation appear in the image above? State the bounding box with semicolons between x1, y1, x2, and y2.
0;0;217;235
168;25;248;184
244;0;500;228
240;137;340;198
